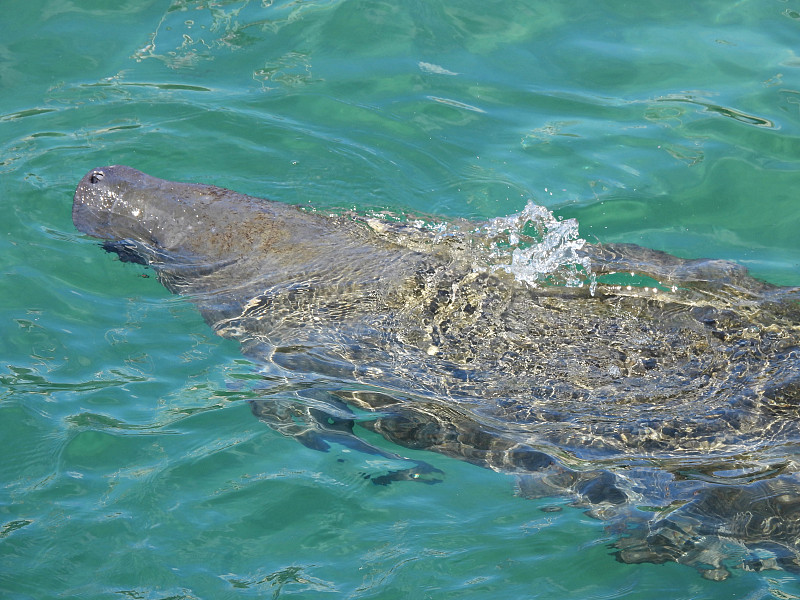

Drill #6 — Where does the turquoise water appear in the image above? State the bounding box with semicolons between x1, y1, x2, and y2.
3;0;800;598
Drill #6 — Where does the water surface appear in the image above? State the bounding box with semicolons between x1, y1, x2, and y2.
2;1;800;598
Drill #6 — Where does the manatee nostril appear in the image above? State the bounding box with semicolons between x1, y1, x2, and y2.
90;170;105;184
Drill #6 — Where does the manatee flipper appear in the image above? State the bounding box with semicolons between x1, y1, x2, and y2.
368;461;445;486
249;395;444;485
249;397;355;453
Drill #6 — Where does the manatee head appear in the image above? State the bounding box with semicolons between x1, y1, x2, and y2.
73;165;299;273
73;166;166;250
72;165;388;300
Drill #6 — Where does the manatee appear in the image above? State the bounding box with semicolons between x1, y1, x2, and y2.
73;165;800;577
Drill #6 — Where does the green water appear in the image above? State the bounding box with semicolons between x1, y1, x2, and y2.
2;0;800;597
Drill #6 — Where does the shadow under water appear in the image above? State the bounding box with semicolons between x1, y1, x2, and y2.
74;165;800;580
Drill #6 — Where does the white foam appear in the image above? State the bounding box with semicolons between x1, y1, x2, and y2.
455;201;594;292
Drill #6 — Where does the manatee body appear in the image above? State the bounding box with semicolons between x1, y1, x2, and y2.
74;165;800;577
615;476;800;579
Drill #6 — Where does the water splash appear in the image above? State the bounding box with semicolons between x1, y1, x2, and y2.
363;201;595;292
475;201;593;291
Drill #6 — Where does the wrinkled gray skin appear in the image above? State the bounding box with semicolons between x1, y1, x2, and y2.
74;166;800;579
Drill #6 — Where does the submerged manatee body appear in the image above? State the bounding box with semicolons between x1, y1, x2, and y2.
74;165;800;578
